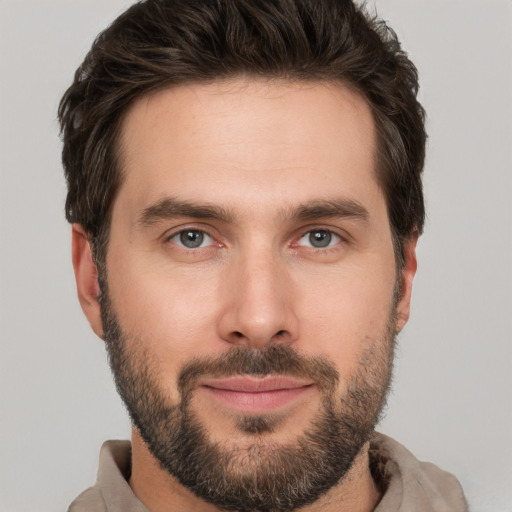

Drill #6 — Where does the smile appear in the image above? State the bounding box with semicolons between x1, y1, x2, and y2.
198;376;315;413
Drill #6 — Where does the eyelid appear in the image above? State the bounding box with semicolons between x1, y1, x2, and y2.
160;223;349;252
172;230;214;247
292;224;349;243
162;224;220;248
295;229;340;250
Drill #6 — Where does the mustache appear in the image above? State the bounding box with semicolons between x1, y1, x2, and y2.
177;345;339;398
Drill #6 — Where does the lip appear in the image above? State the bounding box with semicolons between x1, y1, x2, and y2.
198;376;315;413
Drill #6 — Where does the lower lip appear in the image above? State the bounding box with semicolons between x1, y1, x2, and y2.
201;385;313;413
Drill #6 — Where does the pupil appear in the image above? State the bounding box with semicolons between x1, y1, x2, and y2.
310;230;331;248
180;230;204;248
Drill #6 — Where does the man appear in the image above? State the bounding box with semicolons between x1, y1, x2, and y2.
59;0;467;510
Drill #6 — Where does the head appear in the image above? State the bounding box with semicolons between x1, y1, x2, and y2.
61;1;425;510
60;0;425;267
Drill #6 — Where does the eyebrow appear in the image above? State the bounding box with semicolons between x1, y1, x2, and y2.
292;199;369;224
138;197;234;226
137;196;369;227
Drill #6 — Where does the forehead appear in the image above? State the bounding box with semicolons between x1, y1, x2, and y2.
115;78;381;220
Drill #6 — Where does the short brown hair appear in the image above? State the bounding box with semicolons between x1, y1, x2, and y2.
59;0;426;264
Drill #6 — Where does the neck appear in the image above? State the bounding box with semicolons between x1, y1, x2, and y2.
129;428;382;512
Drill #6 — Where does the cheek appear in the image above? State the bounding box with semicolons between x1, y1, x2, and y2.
115;277;217;338
105;256;225;388
296;264;395;375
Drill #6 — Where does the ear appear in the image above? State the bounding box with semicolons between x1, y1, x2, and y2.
395;234;418;332
71;224;104;338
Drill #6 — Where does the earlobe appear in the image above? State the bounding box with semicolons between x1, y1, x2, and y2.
71;224;104;338
395;234;418;333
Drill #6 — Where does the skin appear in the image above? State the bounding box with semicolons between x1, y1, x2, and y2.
72;78;417;512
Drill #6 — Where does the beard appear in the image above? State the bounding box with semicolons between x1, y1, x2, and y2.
99;285;397;512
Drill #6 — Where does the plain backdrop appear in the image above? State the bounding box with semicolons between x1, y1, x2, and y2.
0;1;511;511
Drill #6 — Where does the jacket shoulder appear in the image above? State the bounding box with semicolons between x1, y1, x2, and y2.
67;487;107;512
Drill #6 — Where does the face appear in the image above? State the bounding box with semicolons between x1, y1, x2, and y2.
74;79;417;511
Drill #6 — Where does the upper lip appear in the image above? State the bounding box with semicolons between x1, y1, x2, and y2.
199;376;314;393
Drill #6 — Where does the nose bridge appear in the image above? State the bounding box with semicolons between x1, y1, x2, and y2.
218;243;298;348
242;251;282;314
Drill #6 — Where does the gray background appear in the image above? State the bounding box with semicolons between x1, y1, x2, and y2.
0;1;511;510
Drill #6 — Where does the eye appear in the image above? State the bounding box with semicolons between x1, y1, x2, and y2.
168;229;214;249
298;229;341;248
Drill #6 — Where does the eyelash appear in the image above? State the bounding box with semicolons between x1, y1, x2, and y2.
294;229;343;250
164;226;346;254
165;228;217;250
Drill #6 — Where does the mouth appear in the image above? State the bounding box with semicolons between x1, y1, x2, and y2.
198;376;315;413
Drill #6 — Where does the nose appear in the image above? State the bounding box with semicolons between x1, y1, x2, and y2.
217;253;299;349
